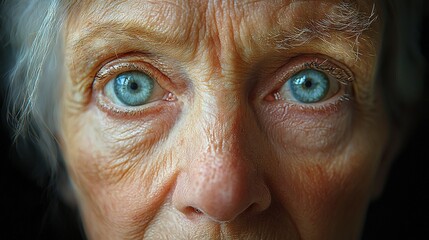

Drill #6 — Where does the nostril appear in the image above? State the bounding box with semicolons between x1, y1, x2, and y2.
183;206;204;219
246;202;261;215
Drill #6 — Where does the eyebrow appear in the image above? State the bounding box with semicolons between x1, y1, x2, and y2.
271;1;379;58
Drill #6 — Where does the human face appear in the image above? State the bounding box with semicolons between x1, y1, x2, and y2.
60;0;390;239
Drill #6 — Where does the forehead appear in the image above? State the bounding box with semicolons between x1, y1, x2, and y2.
66;0;380;58
67;0;378;40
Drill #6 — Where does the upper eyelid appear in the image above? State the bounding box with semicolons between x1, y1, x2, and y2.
272;55;355;92
92;59;168;91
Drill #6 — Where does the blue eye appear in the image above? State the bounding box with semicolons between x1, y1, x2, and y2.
279;69;337;103
106;71;154;106
288;69;329;103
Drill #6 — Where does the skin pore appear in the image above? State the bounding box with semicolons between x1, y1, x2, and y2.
60;0;391;239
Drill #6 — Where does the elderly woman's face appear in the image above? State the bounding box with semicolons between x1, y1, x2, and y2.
60;0;390;239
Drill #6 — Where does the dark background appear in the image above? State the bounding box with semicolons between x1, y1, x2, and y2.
1;5;428;240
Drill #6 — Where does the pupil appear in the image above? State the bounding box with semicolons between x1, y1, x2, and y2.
304;80;313;89
129;82;139;90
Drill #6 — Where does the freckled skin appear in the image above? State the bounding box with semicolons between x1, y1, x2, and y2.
60;0;392;239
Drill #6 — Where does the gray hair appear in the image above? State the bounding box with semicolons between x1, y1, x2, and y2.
1;0;427;179
2;0;72;179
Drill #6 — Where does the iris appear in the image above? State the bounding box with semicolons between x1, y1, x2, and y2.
288;69;329;103
113;71;154;106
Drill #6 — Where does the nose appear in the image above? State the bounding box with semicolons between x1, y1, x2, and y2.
172;110;271;223
173;155;271;222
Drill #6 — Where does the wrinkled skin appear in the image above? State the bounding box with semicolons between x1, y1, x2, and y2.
60;0;394;239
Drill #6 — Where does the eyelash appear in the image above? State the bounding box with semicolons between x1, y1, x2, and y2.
303;60;353;85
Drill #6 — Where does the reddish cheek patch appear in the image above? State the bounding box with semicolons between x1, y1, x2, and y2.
287;148;375;226
287;163;350;223
299;164;337;205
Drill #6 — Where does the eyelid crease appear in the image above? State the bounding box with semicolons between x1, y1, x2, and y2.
274;55;355;87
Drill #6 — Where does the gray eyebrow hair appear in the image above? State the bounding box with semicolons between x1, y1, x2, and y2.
271;1;378;59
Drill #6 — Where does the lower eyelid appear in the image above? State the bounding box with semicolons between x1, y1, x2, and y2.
263;81;353;120
96;92;178;118
266;95;353;120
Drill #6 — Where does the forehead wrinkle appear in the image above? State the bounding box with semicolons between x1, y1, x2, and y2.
197;0;293;76
68;1;192;46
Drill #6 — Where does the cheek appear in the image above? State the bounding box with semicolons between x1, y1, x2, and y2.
266;136;386;239
260;97;388;236
287;145;379;214
61;104;180;237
